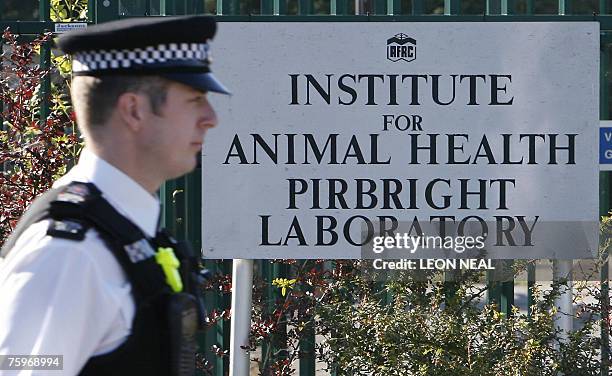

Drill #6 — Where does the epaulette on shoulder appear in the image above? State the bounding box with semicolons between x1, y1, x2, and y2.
47;219;91;241
55;181;99;204
46;182;100;241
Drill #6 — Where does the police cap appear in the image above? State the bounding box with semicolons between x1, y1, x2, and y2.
57;16;230;95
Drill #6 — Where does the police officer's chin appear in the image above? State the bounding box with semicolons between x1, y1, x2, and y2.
186;152;201;174
164;154;200;180
180;154;200;176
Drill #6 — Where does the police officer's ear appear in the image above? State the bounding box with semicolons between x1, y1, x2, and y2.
115;91;151;133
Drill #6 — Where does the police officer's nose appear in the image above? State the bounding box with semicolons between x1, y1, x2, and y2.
199;98;218;129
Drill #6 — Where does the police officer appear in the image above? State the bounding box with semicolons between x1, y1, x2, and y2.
0;16;229;375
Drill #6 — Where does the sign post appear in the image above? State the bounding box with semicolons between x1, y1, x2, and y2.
229;259;253;376
553;260;574;346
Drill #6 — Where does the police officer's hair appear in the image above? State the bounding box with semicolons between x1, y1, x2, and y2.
71;75;170;130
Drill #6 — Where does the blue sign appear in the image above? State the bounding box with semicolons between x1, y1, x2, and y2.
601;127;612;164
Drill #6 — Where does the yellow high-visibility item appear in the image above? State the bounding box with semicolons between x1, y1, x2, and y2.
155;247;183;293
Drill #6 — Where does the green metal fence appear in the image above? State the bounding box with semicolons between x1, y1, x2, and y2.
2;0;612;374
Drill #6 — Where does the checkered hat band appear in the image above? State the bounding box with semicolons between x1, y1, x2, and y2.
72;43;210;73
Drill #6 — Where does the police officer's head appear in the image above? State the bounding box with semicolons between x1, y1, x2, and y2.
57;16;229;189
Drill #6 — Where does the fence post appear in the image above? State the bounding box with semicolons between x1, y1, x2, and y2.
444;269;458;306
38;0;51;127
444;0;459;15
500;261;514;316
558;0;571;15
601;33;611;376
262;0;274;15
219;260;233;374
87;0;96;22
201;259;217;371
298;260;316;376
487;0;501;15
527;262;535;318
600;172;610;375
201;259;228;375
298;320;316;375
96;0;118;23
411;0;423;15
487;261;514;316
333;0;348;16
273;263;289;365
299;0;313;15
487;0;515;15
260;261;289;374
487;266;501;308
260;260;272;373
325;260;338;376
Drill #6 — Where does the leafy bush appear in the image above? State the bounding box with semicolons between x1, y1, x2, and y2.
244;238;612;375
0;29;80;243
50;0;88;21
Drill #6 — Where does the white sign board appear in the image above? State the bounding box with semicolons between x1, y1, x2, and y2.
204;22;599;260
54;23;87;33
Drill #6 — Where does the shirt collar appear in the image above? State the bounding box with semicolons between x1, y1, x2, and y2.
54;149;160;237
